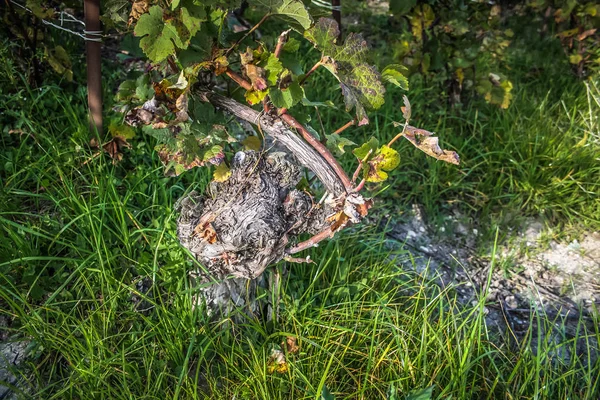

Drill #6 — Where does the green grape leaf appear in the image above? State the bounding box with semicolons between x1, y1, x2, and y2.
325;133;356;155
403;127;460;165
333;33;369;64
172;0;207;46
342;64;385;110
282;37;301;52
264;53;284;86
275;0;313;30
255;0;312;29
389;0;416;16
134;4;206;62
382;64;409;90
305;19;385;125
364;145;400;182
352;137;379;160
304;17;340;50
134;6;180;62
108;121;136;139
269;82;304;108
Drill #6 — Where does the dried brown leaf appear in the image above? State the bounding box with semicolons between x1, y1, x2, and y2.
128;0;149;27
403;127;460;165
102;136;131;163
283;337;299;354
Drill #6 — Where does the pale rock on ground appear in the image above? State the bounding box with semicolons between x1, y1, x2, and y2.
383;205;600;360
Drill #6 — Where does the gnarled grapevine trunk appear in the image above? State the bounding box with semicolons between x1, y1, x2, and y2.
176;90;368;316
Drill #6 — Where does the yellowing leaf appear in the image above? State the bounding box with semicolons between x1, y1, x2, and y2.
213;163;231;182
245;89;269;105
242;135;262;151
363;145;400;182
569;54;583;64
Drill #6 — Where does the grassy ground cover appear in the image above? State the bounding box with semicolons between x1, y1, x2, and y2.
1;9;599;400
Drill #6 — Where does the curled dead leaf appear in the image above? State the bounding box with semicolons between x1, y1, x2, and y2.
403;127;460;165
327;210;350;233
103;136;131;163
128;0;149;27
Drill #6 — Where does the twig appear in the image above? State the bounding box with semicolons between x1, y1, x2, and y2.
331;119;355;136
287;226;333;254
226;13;269;55
225;68;252;91
274;29;291;58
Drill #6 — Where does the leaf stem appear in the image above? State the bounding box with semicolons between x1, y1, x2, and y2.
299;61;323;86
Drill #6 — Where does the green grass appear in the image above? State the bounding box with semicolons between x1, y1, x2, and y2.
302;32;600;239
1;15;600;400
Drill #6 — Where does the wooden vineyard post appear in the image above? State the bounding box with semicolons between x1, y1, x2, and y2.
332;0;341;40
84;0;103;134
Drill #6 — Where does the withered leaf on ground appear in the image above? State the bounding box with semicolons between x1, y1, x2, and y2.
403;127;460;165
283;337;299;354
103;136;131;163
